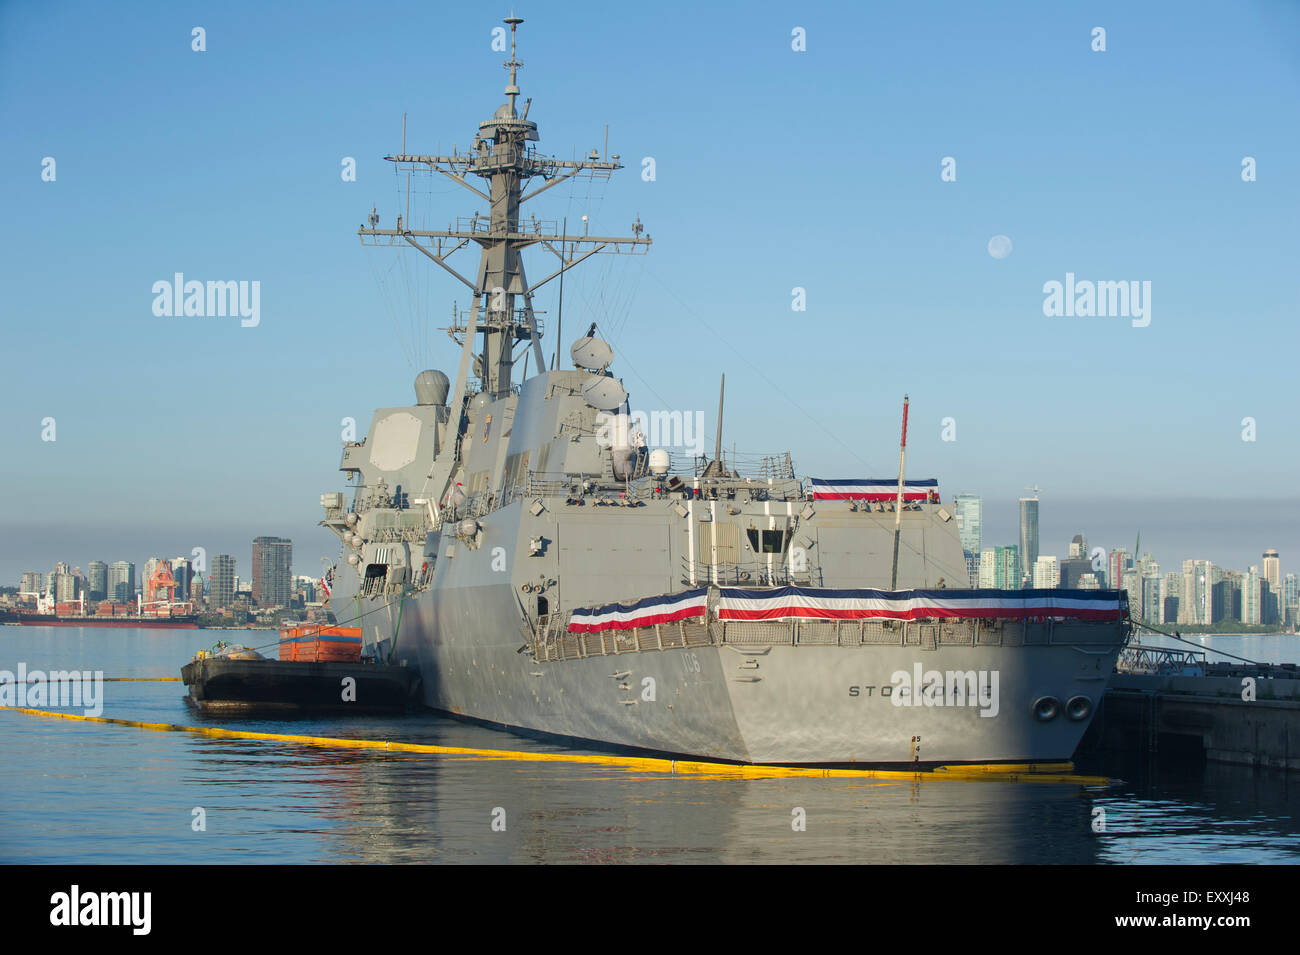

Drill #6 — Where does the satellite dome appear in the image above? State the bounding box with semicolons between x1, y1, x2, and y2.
581;375;627;412
570;336;614;371
414;369;450;406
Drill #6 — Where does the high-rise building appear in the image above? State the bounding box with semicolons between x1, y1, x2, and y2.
1060;556;1093;588
251;537;293;608
171;558;193;601
978;549;996;588
1177;559;1215;626
1018;497;1039;587
1215;570;1243;622
1032;555;1059;589
1121;569;1142;620
87;561;108;602
211;555;236;609
1196;561;1217;625
994;545;1020;590
1262;550;1280;623
109;561;136;603
954;493;982;556
1261;581;1278;626
1244;566;1262;625
1107;549;1129;591
54;573;80;602
1141;574;1163;623
1077;573;1100;590
1176;560;1210;624
955;493;982;587
19;572;42;596
1284;574;1299;629
1263;549;1280;589
1068;534;1087;560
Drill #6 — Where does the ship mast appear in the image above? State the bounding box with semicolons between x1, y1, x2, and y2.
359;15;651;402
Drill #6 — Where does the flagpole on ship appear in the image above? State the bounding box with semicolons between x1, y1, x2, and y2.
890;395;909;590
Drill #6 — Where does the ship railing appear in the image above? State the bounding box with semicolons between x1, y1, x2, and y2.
527;609;1124;661
529;612;714;662
690;451;797;481
369;525;430;543
1117;644;1207;675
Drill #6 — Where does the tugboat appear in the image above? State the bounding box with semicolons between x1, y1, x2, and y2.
313;17;1130;764
181;627;420;714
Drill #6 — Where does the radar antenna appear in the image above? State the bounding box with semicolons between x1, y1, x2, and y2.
358;15;651;400
357;15;652;513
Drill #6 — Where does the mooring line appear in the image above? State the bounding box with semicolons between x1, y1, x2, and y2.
0;706;1113;785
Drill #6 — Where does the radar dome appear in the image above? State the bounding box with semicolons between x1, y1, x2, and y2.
414;369;450;406
570;336;614;371
581;375;628;412
649;449;671;475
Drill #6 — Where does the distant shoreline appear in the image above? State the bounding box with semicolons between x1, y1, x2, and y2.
1136;626;1295;637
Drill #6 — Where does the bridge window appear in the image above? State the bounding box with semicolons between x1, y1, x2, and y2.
747;529;787;553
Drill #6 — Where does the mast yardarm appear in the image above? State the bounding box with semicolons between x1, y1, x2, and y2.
358;15;650;401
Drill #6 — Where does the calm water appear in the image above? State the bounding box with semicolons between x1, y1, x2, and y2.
2;626;1298;864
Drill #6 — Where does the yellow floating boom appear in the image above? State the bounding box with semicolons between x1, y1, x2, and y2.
0;706;1115;785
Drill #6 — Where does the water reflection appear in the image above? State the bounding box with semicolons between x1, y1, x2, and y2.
2;627;1299;863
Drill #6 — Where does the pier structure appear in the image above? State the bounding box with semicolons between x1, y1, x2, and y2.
1084;644;1300;771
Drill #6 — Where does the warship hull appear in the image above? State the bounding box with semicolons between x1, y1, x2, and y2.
346;581;1123;764
321;16;1128;768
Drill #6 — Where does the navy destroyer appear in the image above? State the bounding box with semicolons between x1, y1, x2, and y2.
319;17;1129;765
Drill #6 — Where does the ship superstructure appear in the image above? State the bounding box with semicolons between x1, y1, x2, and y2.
318;18;1128;764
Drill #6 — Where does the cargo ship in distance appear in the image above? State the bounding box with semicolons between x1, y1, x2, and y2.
4;570;198;629
318;17;1131;765
2;598;198;629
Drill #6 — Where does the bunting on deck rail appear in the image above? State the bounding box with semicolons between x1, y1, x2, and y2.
809;478;939;501
717;587;1124;622
568;588;708;634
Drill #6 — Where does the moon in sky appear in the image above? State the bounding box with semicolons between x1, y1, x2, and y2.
987;235;1013;259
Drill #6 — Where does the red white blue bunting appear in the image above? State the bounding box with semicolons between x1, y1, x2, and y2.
568;588;708;634
717;586;1124;622
810;478;939;501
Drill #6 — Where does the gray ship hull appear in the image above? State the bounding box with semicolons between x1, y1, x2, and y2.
345;583;1121;765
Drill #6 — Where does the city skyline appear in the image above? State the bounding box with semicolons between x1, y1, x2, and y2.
9;535;306;606
7;504;1291;607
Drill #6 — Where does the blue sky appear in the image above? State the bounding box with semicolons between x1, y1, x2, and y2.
2;0;1298;584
